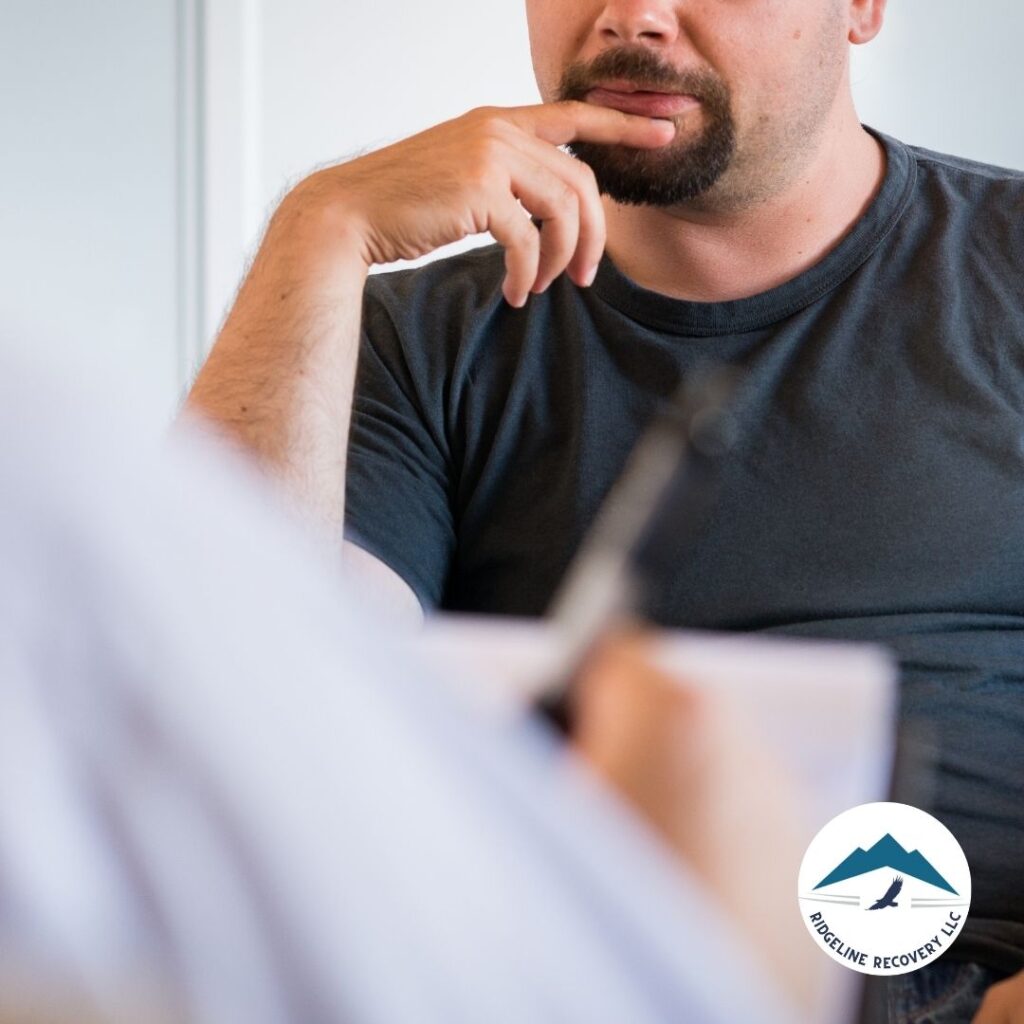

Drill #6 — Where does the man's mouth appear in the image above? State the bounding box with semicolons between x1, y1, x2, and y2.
585;81;700;119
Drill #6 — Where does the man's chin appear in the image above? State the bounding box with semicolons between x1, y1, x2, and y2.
568;141;730;208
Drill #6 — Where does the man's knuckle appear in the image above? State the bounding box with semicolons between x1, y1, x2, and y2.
472;109;514;141
514;219;539;248
575;160;598;191
466;140;502;182
463;162;490;192
553;180;578;210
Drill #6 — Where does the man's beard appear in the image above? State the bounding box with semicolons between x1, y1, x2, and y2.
559;48;736;207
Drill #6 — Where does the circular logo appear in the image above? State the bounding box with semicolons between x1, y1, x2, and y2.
798;802;971;976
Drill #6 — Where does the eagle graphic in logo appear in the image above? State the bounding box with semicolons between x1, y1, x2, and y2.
867;875;903;911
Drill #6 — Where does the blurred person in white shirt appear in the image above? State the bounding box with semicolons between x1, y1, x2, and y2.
0;345;821;1024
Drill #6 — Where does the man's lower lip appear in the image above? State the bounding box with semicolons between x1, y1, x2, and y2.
585;87;699;118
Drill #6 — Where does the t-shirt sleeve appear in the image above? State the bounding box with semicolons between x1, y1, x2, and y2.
345;282;455;609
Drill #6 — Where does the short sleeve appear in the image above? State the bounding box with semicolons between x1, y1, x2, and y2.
345;282;455;609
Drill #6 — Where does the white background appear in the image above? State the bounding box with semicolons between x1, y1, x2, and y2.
2;2;1022;417
0;1;183;420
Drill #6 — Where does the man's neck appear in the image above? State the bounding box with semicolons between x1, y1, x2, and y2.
602;118;886;303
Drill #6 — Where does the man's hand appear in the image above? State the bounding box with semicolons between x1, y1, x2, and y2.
573;634;822;1017
185;102;674;567
974;970;1024;1022
299;102;675;306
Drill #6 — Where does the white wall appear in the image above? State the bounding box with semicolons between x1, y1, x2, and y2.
259;2;535;193
0;2;187;420
851;1;1024;169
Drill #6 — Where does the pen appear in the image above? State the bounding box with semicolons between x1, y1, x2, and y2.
535;363;742;733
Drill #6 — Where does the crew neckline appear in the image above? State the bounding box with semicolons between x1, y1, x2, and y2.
590;128;916;337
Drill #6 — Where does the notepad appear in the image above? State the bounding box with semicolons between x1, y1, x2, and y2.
417;615;898;1024
419;615;896;820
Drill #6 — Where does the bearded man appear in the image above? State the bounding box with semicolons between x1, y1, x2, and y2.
186;2;1024;1020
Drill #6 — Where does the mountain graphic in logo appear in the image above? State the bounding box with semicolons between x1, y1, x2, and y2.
813;833;958;894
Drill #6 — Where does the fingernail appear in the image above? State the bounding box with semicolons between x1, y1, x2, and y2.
584;265;598;287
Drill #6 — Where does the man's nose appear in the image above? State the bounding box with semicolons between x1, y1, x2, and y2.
594;0;680;47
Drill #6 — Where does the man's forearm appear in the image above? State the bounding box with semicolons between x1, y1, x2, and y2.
185;189;370;534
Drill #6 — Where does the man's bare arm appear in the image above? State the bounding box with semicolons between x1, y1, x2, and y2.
184;185;422;618
186;189;367;534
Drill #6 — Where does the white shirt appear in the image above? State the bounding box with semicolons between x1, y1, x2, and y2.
0;350;795;1024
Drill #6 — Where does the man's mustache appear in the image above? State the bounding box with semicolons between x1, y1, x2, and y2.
559;47;724;101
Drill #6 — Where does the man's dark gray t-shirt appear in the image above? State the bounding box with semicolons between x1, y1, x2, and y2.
347;131;1024;974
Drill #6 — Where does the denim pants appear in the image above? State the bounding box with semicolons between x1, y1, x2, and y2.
887;960;1006;1024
